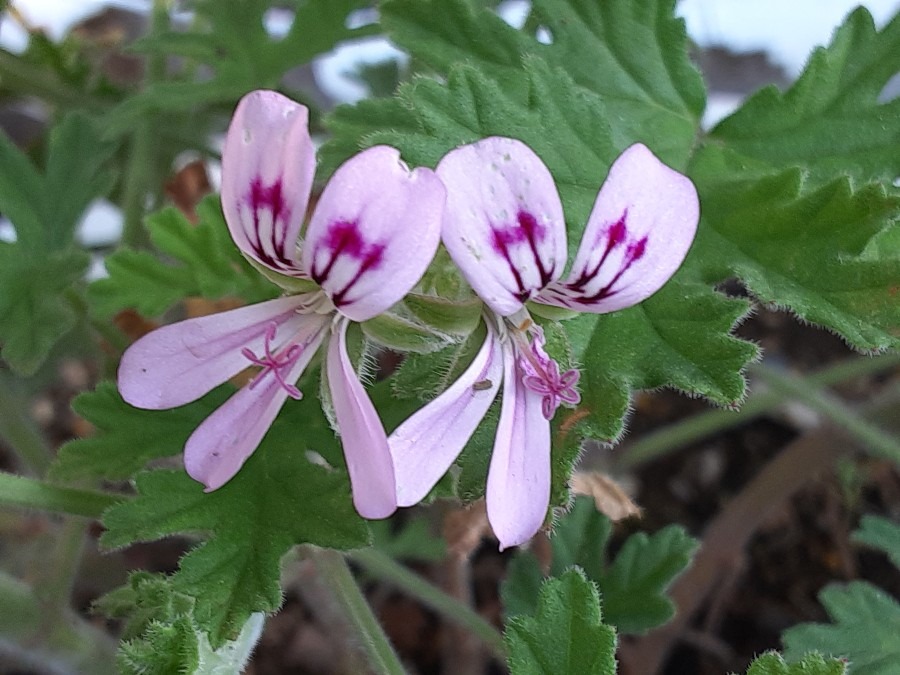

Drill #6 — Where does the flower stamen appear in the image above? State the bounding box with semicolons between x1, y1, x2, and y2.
510;321;581;420
242;322;304;399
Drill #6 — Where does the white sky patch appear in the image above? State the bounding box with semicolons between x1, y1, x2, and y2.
313;37;409;104
75;199;123;248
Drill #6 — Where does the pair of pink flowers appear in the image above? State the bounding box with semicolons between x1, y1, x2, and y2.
119;90;698;549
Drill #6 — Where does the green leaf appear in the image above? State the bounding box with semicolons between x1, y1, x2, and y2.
574;278;756;440
743;651;847;675
505;568;616;675
597;523;698;634
783;581;900;674
0;112;115;255
688;154;900;352
709;8;900;186
501;498;697;634
380;0;704;165
100;391;370;647
501;552;544;619
88;196;277;318
51;382;230;482
106;0;377;133
853;515;900;568
0;246;89;376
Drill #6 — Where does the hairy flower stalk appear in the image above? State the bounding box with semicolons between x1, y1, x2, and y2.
389;138;699;548
118;90;445;518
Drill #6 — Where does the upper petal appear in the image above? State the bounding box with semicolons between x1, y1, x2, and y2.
389;323;504;507
221;90;315;277
184;324;326;491
118;295;316;409
486;340;551;550
326;317;397;519
303;146;445;322
437;137;566;317
538;143;699;313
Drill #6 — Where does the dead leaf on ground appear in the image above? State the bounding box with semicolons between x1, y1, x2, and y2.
570;471;642;522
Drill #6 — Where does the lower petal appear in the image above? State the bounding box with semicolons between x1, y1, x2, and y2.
389;324;504;507
118;295;314;410
184;325;325;491
327;317;397;519
486;341;551;550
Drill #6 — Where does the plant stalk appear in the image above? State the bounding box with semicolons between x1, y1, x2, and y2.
0;471;121;518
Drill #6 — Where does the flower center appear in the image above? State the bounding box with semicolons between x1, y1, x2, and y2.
241;321;305;399
506;310;581;420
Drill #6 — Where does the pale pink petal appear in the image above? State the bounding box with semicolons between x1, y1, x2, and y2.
118;295;319;409
437;137;566;317
326;317;397;519
537;143;699;313
486;341;551;550
389;324;504;507
303;146;445;322
184;325;326;491
221;90;315;277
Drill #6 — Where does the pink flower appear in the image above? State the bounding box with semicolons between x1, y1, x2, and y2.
118;91;445;519
388;138;699;548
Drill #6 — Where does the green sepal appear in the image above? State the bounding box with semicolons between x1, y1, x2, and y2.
361;310;454;353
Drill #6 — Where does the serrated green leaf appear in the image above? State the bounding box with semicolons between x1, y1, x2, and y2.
380;0;703;165
106;0;377;134
709;8;900;186
0;247;89;375
598;523;698;634
502;498;697;634
853;515;900;568
100;392;370;647
575;278;756;440
688;154;900;352
88;196;277;318
783;581;900;674
0;112;115;255
505;568;616;675
743;651;847;675
51;383;230;482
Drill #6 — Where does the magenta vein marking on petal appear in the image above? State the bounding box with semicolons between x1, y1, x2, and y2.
568;211;628;292
242;321;304;399
573;234;648;305
242;177;297;271
490;210;551;302
311;220;386;307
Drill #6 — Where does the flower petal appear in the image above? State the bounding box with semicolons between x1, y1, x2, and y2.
221;90;315;277
184;325;326;491
303;146;445;322
437;137;566;317
327;317;397;519
486;340;551;550
389;323;504;507
118;295;318;409
538;143;699;313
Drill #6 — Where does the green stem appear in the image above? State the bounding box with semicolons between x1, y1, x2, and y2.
351;548;506;660
0;375;52;476
752;363;900;463
0;471;122;518
310;548;407;675
120;0;170;248
618;353;900;469
35;519;87;612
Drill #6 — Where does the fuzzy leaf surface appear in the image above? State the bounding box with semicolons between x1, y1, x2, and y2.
782;581;900;674
709;8;900;185
688;154;900;352
100;391;370;647
89;197;277;318
505;568;617;675
743;652;847;675
853;515;900;568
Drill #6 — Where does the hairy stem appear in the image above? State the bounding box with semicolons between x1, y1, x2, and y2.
0;471;121;518
351;548;507;661
311;548;407;675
